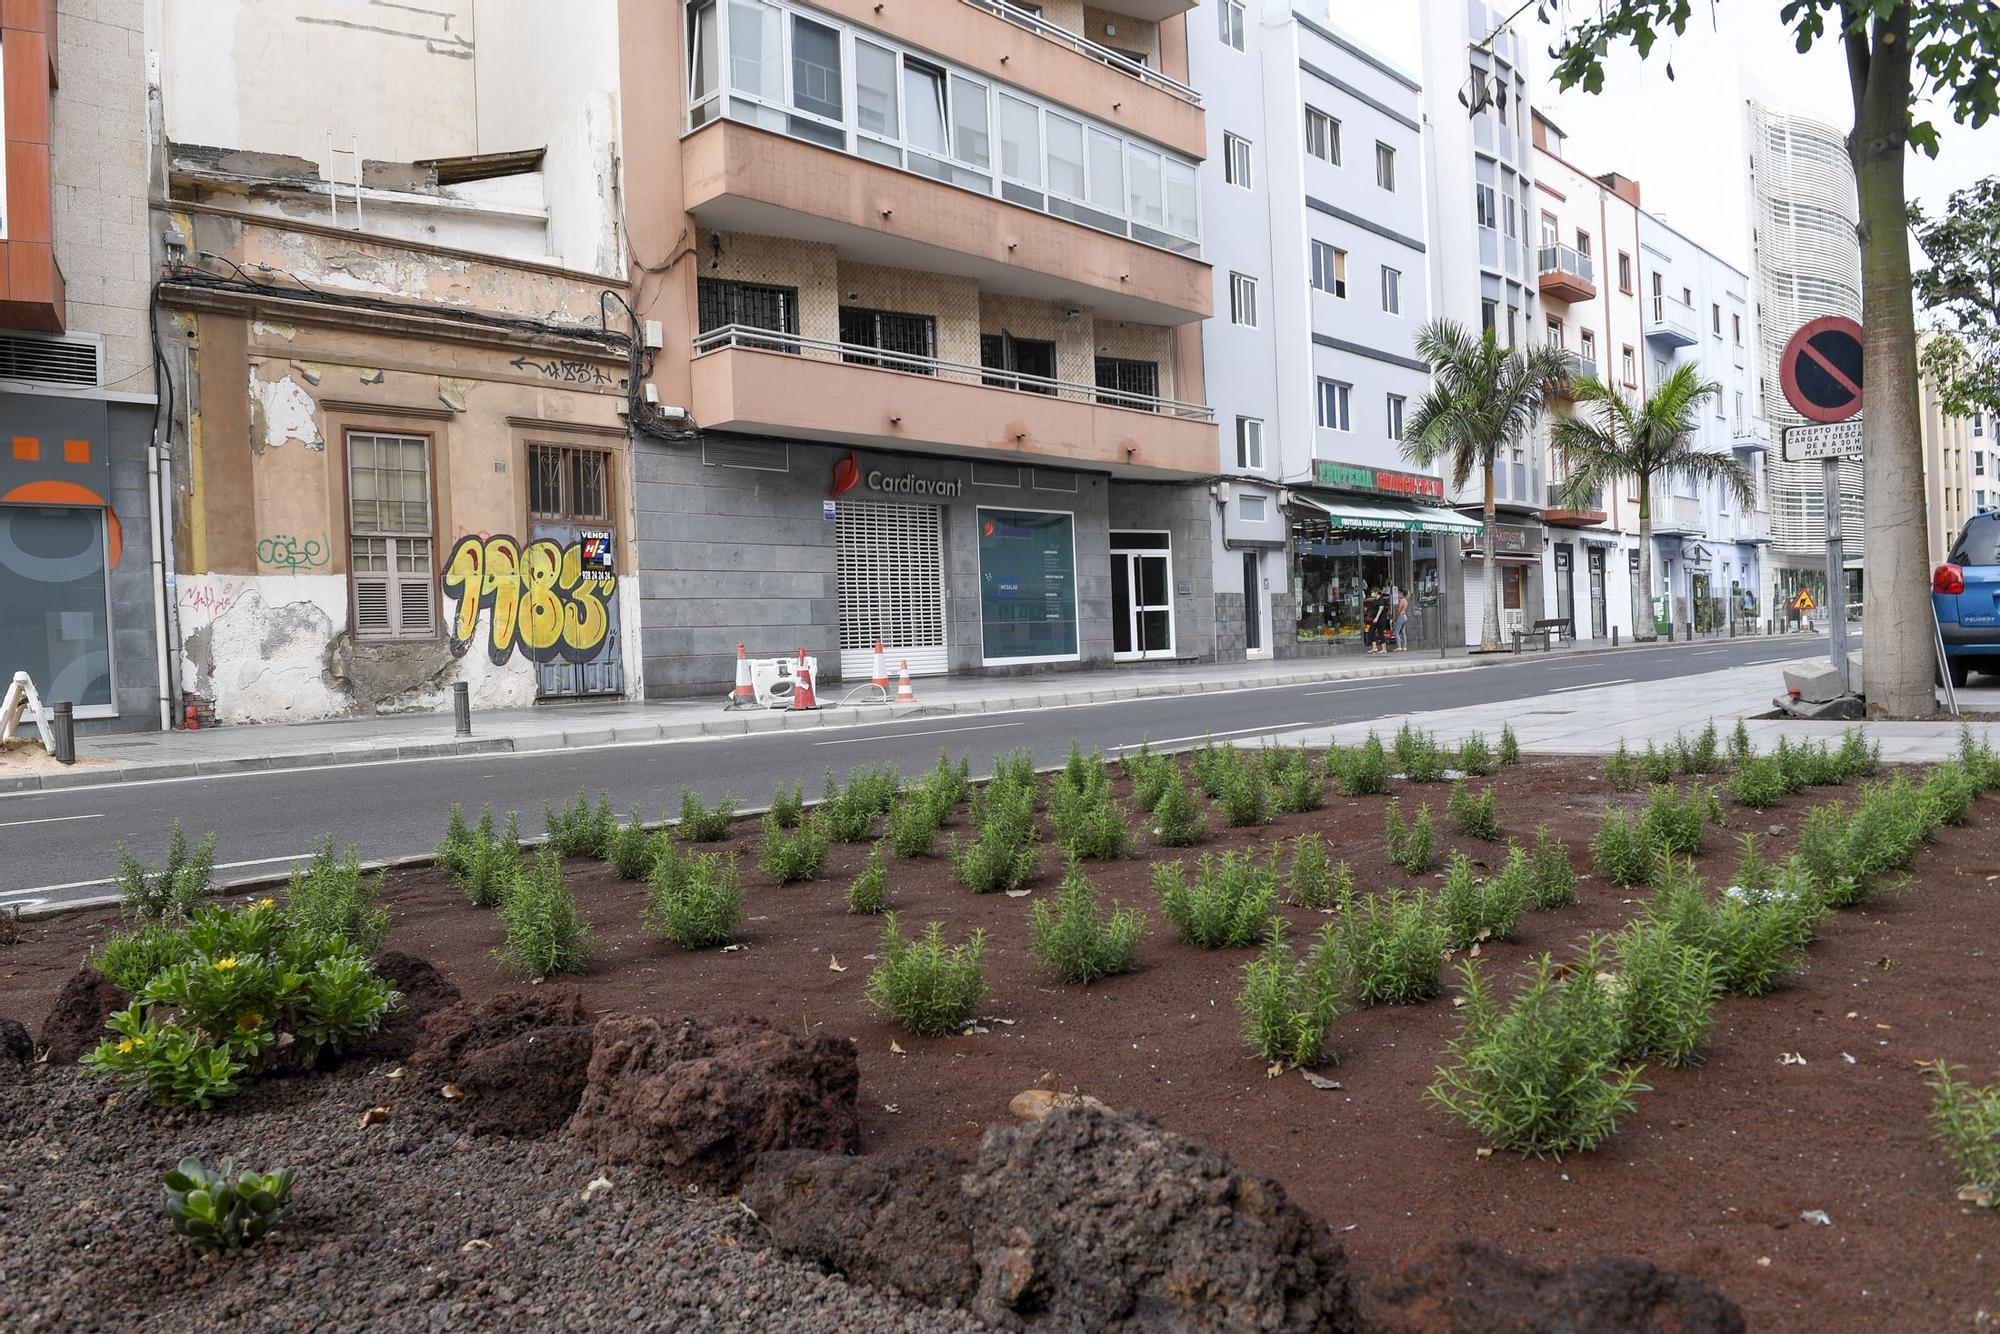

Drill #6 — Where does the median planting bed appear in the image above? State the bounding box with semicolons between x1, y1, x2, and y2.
4;728;1999;1331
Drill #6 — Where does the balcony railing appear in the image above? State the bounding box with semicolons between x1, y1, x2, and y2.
1562;351;1598;382
1546;480;1605;511
1537;244;1595;286
692;323;1215;420
962;0;1201;105
1646;294;1700;345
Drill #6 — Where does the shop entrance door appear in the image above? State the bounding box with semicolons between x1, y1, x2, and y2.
1110;533;1175;660
1554;544;1575;633
1242;550;1266;657
1500;565;1526;639
1588;548;1608;638
837;499;948;677
531;520;624;698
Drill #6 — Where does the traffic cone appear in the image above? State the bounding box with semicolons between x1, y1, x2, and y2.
895;659;916;703
729;642;755;709
790;648;818;710
871;640;890;694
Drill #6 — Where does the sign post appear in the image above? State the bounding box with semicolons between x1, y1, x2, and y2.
1779;316;1865;692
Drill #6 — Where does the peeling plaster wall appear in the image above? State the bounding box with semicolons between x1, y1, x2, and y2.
247;367;325;451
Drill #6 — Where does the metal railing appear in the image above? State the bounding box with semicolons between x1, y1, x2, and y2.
692;323;1216;420
1537;243;1595;286
1561;350;1598;382
1646;293;1700;342
962;0;1202;105
1546;480;1604;511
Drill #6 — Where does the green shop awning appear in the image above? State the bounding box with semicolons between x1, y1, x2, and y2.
1294;494;1484;536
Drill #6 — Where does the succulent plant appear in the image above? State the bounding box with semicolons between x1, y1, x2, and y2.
161;1156;296;1255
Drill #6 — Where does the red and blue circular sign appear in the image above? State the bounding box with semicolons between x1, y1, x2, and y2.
1779;316;1864;423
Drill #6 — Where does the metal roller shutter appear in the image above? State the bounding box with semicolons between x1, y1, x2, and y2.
837;500;949;677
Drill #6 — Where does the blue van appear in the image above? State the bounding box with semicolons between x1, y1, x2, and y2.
1933;512;2000;687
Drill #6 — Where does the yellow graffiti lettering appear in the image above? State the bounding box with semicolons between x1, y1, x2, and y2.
440;532;618;665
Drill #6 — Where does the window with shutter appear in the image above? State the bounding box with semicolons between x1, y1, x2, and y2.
348;433;436;642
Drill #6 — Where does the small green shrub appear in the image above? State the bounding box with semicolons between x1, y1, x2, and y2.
1605;920;1720;1067
676;787;736;843
847;843;889;915
647;850;743;949
1956;724;2000;792
1341;890;1446;1005
759;810;830;884
1498;723;1521;766
434;804;478;880
1604;741;1641;793
863;914;986;1037
1447;780;1501;840
496;848;593;978
1218;762;1272;828
1396;725;1450;783
1427;955;1646;1157
1526;826;1578;910
929;751;972;807
1153;851;1276;948
1028;858;1144;984
1190;738;1241;798
1435;851;1526;949
1269;748;1327;814
1150;766;1208;847
84;901;398;1107
1048;755;1132;859
1727;718;1753;764
1329;734;1393;797
821;769;882;843
1637;783;1709;856
1671;722;1724;776
1730;832;1777;893
1126;743;1175;812
94;923;194;994
1835;727;1881;780
544;789;617;859
769;781;805;829
1636;741;1677;785
281;836;388;954
888;788;949;858
1728;755;1788;809
1384;800;1435;874
1838;774;1937;886
1642;855;1817;996
606;811;655;881
455;810;521;908
1286;834;1348;910
114;820;217;922
1590;808;1654;887
1921;761;1977;828
161;1157;295;1256
950;785;1041;893
1457;733;1495;778
1793;802;1862;908
1925;1061;2000;1209
1237;921;1346;1069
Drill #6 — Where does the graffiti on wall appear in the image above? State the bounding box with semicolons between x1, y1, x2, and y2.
256;533;330;573
441;534;617;664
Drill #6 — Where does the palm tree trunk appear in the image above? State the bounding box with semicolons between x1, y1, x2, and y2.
1481;454;1503;651
1848;5;1928;715
1635;473;1656;642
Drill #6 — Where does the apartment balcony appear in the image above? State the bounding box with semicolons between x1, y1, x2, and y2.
1537;244;1596;303
1543;480;1608;528
690;325;1216;479
1732;421;1770;455
1645;294;1700;347
1548;350;1598;401
1649;496;1706;535
682;119;1211;326
958;0;1204;129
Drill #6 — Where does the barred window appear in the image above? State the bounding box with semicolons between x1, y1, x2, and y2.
347;431;435;641
528;444;610;521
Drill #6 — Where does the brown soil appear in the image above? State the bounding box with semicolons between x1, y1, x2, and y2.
7;756;1997;1331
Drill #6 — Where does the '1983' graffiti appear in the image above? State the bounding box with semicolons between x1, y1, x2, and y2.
442;534;616;664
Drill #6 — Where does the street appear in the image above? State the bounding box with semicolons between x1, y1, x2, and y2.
1;636;1822;910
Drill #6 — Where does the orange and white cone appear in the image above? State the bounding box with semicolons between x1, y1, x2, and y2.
791;648;818;710
871;640;890;694
729;642;755;708
895;659;916;704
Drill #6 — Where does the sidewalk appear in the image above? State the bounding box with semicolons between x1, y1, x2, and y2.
1;630;1791;795
1268;658;1998;762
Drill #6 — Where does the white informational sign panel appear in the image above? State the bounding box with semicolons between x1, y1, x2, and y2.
1781;419;1864;462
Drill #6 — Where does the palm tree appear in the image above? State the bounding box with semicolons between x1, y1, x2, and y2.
1402;321;1574;653
1550;363;1756;642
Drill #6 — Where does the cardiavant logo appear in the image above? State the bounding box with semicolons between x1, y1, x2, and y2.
829;452;861;498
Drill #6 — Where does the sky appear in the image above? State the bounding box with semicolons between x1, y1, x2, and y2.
1327;0;2000;271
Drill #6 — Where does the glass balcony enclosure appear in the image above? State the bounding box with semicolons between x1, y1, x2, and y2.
686;0;1203;258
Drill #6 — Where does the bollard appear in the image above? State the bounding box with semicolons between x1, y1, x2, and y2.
1685;621;1694;643
1612;626;1620;647
52;700;75;765
453;681;471;737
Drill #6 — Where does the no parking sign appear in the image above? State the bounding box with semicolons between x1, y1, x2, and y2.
1779;317;1864;424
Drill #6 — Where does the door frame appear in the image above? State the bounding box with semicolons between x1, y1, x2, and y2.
1243;548;1272;660
1109;531;1176;662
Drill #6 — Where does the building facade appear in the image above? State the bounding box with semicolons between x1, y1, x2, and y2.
1920;347;1984;568
0;0;163;733
1188;3;1470;661
150;0;641;726
1419;0;1543;644
1747;98;1862;609
618;0;1219;695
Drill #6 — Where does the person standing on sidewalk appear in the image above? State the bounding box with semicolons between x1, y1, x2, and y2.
1393;586;1410;652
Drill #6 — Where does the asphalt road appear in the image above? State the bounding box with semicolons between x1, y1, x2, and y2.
2;635;1824;910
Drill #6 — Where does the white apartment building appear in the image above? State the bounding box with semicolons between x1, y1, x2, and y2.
1636;211;1771;630
1191;1;1467;659
1748;99;1863;608
1419;0;1543;644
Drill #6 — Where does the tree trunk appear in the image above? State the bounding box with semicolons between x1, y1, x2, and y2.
1635;474;1656;641
1481;454;1503;651
1848;7;1929;716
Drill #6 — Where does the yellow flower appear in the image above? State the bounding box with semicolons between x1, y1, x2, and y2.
115;1038;138;1055
237;1012;264;1034
257;897;276;911
212;956;239;972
